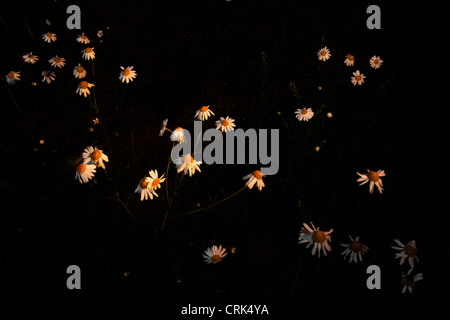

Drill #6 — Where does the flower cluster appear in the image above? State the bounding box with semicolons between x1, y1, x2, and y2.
75;146;109;183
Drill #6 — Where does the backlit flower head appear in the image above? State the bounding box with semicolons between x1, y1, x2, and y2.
82;47;95;60
344;54;355;66
135;177;157;201
351;70;366;85
5;71;20;85
243;170;265;191
356;169;385;194
170;127;185;143
340;235;369;263
159;119;168;136
195;105;215;121
369;55;383;69
49;55;66;68
97;30;103;38
401;270;423;294
119;66;137;83
82;146;109;169
295;107;314;121
148;170;165;192
76;32;90;44
76;80;95;97
203;245;228;264
23;52;39;64
300;222;333;258
317;46;331;61
42;32;56;43
174;154;202;177
42;70;55;84
73;63;87;79
75;163;96;184
215;116;236;132
392;239;419;269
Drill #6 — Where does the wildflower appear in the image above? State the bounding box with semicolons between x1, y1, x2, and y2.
170;127;185;143
203;245;228;264
344;54;355;66
369;55;383;69
23;52;39;64
298;225;312;244
135;177;157;201
97;30;103;38
300;222;333;257
82;146;109;169
76;32;90;44
392;239;419;269
327;112;333;118
76;81;95;97
5;71;20;85
356;169;385;194
42;70;55;84
148;170;165;193
401;270;423;294
82;47;95;60
341;235;369;263
75;163;96;184
119;66;137;83
159;119;168;136
42;32;56;43
73;63;87;79
295;107;314;121
242;170;265;191
93;118;100;125
215;116;236;132
174;154;202;177
195;105;215;121
49;55;66;68
351;70;366;85
317;46;331;61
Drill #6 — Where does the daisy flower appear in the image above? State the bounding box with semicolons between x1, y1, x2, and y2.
203;245;228;264
49;55;66;68
242;170;265;191
42;32;56;43
5;71;20;85
351;70;366;85
75;163;96;184
401;271;423;294
298;225;312;244
148;170;165;193
392;239;419;269
317;46;331;61
340;235;369;263
76;81;95;97
119;66;137;83
170;127;185;143
344;54;355;66
195;105;215;121
159;119;168;136
73;63;87;79
76;32;90;44
135;177;157;201
42;70;55;84
295;107;314;121
82;146;109;169
356;169;385;194
82;47;95;60
300;222;333;258
23;52;39;64
174;154;202;177
369;55;383;69
97;30;103;38
215;116;236;132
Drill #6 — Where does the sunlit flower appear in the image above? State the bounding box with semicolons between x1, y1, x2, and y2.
195;105;215;121
42;32;56;43
82;146;109;169
344;54;355;66
298;225;312;244
215;116;236;132
23;52;39;64
356;169;385;194
301;222;333;257
42;70;55;84
295;107;314;121
327;112;333;118
135;177;157;201
76;32;90;44
49;55;66;68
341;235;369;263
369;55;383;69
5;71;20;85
148;170;165;193
401;270;423;294
97;30;103;38
76;80;95;97
242;170;265;191
75;163;96;184
119;66;137;83
170;127;185;143
317;46;331;61
73;63;87;79
392;239;419;269
82;47;95;60
203;245;228;264
351;70;366;85
174;154;202;177
159;119;168;136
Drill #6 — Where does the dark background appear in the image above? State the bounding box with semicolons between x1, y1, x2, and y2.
0;0;445;305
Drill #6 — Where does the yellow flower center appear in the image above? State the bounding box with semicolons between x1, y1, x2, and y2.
151;178;160;187
123;69;130;76
211;254;221;262
301;109;308;115
47;32;53;38
85;47;92;53
80;81;89;89
321;50;327;56
312;230;327;243
77;66;84;73
139;178;149;189
349;241;363;252
355;75;362;81
81;35;87;39
43;71;50;77
90;150;102;160
368;171;379;182
348;55;354;61
252;170;263;180
54;57;61;63
221;119;229;127
373;59;379;64
7;72;14;79
404;244;416;257
184;155;194;163
76;163;86;174
200;106;209;112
